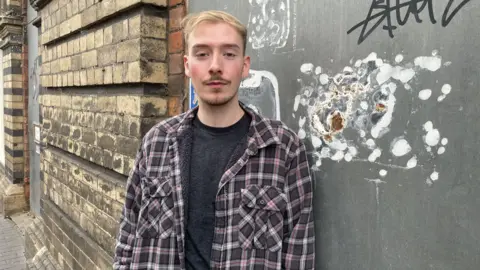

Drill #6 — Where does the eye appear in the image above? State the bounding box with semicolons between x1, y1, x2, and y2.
195;52;208;58
225;53;236;58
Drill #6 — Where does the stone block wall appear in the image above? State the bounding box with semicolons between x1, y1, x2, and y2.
28;0;188;268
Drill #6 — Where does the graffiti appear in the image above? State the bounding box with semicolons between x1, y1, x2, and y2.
347;0;472;44
247;0;301;54
30;55;41;102
293;50;451;186
239;69;281;120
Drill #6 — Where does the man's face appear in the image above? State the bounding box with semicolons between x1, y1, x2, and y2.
184;22;250;107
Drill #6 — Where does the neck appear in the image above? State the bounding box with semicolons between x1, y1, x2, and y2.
196;99;245;128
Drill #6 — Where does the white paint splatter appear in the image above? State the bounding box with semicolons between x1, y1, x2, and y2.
293;95;301;111
348;146;358;157
414;56;442;71
300;63;314;74
418;89;432;100
441;138;448;145
430;171;439;181
368;148;382;162
331;151;345;161
395;54;404;63
319;74;329;85
366;139;376;149
298;117;306;128
437;147;446;155
311;136;322;148
407;156;417;168
424;128;440;146
376;65;415;85
363;52;378;63
391;137;412;157
360;101;368;110
437;95;446;102
298;129;306;139
379;169;388;177
371;83;397;139
343;66;353;73
441;84;452;95
292;51;449;175
423;121;433;132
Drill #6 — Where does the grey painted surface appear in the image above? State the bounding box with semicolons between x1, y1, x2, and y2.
189;1;480;269
27;3;41;216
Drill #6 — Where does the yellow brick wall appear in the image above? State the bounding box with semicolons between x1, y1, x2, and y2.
40;92;167;175
41;147;123;268
40;9;168;87
35;0;172;268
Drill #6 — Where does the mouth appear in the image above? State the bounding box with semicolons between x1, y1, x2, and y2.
206;81;228;86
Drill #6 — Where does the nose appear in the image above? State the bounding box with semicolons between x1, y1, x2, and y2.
209;52;223;75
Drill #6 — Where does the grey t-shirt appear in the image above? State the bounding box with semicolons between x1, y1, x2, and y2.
185;112;251;270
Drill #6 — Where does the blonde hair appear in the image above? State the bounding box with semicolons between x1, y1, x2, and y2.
180;10;248;54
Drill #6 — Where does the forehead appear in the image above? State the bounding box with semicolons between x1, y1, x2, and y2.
188;22;243;49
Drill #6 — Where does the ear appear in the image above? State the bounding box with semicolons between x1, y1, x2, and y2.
184;54;191;77
242;55;251;79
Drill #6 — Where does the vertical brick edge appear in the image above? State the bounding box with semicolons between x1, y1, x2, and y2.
167;0;188;114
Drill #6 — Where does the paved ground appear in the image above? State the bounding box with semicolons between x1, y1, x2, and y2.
0;200;27;270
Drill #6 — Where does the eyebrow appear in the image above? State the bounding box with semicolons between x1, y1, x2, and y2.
191;43;241;51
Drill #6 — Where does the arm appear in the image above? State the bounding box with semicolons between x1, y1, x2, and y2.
113;141;146;269
282;139;315;269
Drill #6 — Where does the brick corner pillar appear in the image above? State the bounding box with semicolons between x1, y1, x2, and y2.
168;0;188;114
0;1;29;216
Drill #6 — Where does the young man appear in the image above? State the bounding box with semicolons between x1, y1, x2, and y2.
113;10;315;270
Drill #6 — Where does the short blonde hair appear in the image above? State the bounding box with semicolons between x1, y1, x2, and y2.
181;10;248;54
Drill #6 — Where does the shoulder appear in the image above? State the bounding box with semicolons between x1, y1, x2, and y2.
257;116;305;155
141;111;189;148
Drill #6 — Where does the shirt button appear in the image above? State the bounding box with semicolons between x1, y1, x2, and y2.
259;200;265;205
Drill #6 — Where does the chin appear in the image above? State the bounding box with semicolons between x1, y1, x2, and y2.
201;95;236;107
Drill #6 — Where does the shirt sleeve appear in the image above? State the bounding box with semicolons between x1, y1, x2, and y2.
113;140;146;269
282;139;316;269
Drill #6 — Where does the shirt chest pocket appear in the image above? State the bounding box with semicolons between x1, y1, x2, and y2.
238;185;288;252
136;176;176;239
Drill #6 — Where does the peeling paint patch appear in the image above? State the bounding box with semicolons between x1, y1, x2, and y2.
292;50;451;186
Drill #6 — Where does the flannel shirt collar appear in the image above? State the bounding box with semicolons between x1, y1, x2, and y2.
166;102;282;152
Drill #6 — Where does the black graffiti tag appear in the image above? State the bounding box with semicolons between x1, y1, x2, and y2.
347;0;472;44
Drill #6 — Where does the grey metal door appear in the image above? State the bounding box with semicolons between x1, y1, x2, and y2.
189;1;480;269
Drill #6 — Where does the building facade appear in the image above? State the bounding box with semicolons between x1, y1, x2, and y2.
0;0;188;268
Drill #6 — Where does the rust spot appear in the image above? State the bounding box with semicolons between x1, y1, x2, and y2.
375;103;386;112
323;134;333;142
331;112;344;132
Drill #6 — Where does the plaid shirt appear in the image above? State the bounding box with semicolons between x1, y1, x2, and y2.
113;104;315;269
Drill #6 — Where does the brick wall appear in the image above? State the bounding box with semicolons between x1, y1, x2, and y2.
168;0;187;111
30;0;188;268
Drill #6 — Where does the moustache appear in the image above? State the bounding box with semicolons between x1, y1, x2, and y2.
204;74;230;85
